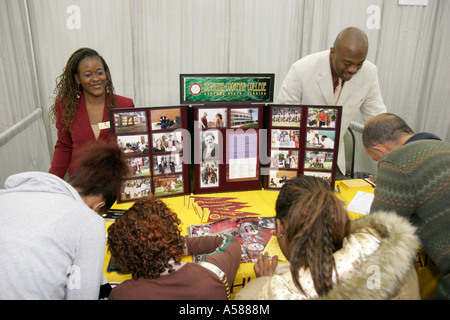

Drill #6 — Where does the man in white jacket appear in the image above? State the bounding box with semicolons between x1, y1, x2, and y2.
0;141;129;300
277;27;387;175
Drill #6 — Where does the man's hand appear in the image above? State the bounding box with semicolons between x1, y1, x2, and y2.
254;252;278;277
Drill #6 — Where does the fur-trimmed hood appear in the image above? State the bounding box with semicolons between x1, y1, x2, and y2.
318;211;420;300
235;211;421;300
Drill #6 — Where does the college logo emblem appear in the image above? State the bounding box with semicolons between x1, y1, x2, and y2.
189;83;202;96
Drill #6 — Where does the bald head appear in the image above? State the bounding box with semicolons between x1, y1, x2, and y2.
330;27;369;82
334;27;369;53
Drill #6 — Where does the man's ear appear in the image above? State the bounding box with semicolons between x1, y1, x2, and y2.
93;200;106;213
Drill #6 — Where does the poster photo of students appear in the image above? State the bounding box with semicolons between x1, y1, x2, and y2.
270;129;300;149
113;110;147;134
150;108;182;130
127;157;150;177
304;151;334;170
307;107;338;128
305;130;335;149
270;150;299;169
200;160;219;188
154;175;184;196
117;134;149;155
153;154;183;175
120;178;151;201
152;131;183;153
271;106;301;127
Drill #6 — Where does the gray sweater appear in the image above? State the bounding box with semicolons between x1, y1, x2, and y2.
0;172;106;299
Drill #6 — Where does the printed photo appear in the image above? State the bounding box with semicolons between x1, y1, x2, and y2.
153;154;183;175
306;130;336;149
152;131;183;153
304;151;334;170
200;160;219;188
201;130;220;159
303;171;332;184
127;157;150;177
113;111;147;134
270;150;299;169
150;108;182;130
230;108;259;128
117;135;149;155
154;175;184;196
267;169;298;188
271;129;300;149
198;108;227;128
120;178;151;201
271;106;301;127
307;107;338;128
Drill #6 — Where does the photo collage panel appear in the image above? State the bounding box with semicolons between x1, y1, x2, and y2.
266;105;341;189
110;107;189;202
195;105;263;193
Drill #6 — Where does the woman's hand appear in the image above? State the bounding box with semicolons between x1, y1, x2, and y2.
254;252;278;277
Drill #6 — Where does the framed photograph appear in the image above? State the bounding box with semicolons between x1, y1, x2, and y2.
230;107;259;128
200;160;219;188
127;157;150;177
117;134;149;155
154;174;184;196
150;108;182;130
304;151;334;171
198;108;227;129
112;110;148;134
153;154;183;175
271;106;301;127
307;107;339;128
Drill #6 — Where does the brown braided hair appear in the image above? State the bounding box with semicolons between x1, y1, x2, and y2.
107;198;185;280
49;48;117;131
275;175;350;296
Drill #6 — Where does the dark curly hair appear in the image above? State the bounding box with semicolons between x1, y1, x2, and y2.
107;198;185;280
49;47;116;131
68;139;130;214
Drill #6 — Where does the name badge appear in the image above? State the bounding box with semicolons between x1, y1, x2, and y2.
98;121;110;130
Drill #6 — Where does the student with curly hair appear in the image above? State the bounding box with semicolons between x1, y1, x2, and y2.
235;175;421;300
107;198;241;300
0;140;130;299
49;47;134;179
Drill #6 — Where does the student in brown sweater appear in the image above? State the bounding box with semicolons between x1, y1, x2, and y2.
107;198;241;300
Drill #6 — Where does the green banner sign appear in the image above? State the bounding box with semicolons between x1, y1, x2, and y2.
180;74;274;104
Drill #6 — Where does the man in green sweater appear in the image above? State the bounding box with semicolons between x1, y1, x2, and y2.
362;113;450;300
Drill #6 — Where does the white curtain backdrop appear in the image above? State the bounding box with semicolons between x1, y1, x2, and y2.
1;0;449;186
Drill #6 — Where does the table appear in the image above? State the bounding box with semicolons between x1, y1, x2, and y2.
103;180;439;299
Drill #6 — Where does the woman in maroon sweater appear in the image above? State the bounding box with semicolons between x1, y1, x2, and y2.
107;198;241;300
49;48;134;178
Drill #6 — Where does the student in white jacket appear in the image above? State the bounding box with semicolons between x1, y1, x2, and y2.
0;140;129;300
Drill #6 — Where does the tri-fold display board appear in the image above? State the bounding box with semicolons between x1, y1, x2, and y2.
109;74;342;203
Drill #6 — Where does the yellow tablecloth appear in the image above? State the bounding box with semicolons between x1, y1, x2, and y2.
103;180;439;299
